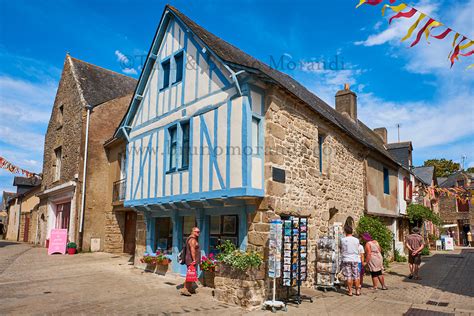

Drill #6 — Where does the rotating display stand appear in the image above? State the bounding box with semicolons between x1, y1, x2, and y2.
281;216;313;304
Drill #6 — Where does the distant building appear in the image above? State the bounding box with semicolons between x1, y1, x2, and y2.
438;171;473;246
5;177;41;242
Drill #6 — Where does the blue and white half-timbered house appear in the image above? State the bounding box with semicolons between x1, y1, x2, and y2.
117;5;266;274
117;6;408;283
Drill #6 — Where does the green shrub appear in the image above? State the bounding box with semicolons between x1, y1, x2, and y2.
67;242;77;249
216;240;263;271
420;245;430;256
407;204;441;226
394;249;407;262
356;216;393;257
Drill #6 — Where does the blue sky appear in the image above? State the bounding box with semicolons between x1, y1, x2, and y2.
0;0;473;193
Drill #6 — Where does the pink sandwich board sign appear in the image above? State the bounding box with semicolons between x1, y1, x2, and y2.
48;229;68;255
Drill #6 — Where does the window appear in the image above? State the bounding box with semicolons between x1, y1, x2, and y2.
181;122;190;169
54;147;62;181
174;52;184;84
155;217;173;254
383;167;390;194
55;202;70;230
161;59;171;90
403;177;412;200
457;199;469;212
58;105;64;125
209;215;239;254
251;116;260;155
168;126;178;171
318;135;325;173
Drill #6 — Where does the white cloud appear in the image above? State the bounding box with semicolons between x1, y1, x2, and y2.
122;67;138;75
115;50;138;75
115;50;130;64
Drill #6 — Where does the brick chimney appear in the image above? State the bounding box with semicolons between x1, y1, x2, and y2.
373;127;387;144
335;83;357;121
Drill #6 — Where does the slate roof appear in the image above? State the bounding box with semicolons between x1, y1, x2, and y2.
440;171;472;188
437;177;447;186
69;56;137;107
385;142;413;150
13;176;42;187
167;5;398;164
413;166;435;186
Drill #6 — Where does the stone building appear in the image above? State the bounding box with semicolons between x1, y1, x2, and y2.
36;54;136;251
438;171;473;246
115;5;407;303
5;177;41;242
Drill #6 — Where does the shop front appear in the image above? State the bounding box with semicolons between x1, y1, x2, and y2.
141;204;255;275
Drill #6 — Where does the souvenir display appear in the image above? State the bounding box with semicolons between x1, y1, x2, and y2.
281;216;313;304
316;223;343;291
268;220;283;279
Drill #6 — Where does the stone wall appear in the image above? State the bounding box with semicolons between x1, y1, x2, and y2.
82;94;132;251
249;86;366;288
103;211;126;253
37;56;86;246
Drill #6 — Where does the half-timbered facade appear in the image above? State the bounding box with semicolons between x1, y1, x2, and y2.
119;6;411;282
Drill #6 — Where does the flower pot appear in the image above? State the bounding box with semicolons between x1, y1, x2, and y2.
67;248;76;255
155;263;168;275
145;263;157;272
202;270;215;288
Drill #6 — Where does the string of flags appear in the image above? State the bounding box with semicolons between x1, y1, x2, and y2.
0;156;40;179
421;185;471;204
356;0;474;69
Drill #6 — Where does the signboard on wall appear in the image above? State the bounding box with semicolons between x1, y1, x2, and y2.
48;229;68;255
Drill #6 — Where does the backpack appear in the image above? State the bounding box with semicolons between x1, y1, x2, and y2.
178;238;188;265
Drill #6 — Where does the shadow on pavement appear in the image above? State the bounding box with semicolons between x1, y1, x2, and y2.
0;241;20;248
403;249;474;298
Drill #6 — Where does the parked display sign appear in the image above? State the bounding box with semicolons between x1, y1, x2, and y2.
48;229;68;255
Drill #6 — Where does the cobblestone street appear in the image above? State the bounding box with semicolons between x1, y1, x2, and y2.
1;241;473;315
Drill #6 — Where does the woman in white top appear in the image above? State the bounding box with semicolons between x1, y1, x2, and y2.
340;225;361;296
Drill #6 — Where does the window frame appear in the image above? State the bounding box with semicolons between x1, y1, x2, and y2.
318;134;325;174
54;147;62;182
251;115;262;156
173;51;184;84
160;58;171;91
167;125;178;172
180;121;190;170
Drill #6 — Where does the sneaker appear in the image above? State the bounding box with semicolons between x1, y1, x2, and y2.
180;289;192;296
408;274;413;279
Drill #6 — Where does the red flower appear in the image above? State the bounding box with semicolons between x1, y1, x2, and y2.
209;253;214;258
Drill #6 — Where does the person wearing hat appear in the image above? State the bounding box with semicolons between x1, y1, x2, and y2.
405;227;425;280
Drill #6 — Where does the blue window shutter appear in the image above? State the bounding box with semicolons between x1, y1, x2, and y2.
383;167;389;194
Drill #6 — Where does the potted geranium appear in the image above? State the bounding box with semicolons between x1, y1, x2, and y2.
140;253;157;272
200;253;217;288
66;242;77;255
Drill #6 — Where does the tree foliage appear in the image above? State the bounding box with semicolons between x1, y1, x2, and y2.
467;167;474;173
407;203;442;226
423;159;460;177
356;216;393;257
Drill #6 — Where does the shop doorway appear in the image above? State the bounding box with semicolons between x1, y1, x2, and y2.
23;214;30;242
155;217;173;254
123;212;137;254
55;202;70;230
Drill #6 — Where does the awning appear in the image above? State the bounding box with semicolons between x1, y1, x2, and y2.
442;224;458;228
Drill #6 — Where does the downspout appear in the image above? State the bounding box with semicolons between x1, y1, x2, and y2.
79;104;93;250
16;196;22;241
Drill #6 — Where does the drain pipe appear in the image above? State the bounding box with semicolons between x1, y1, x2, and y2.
79;104;93;250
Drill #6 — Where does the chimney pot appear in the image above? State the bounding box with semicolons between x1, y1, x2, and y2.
373;127;388;144
335;86;357;121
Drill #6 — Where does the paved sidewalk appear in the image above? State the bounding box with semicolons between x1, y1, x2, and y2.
1;241;473;315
